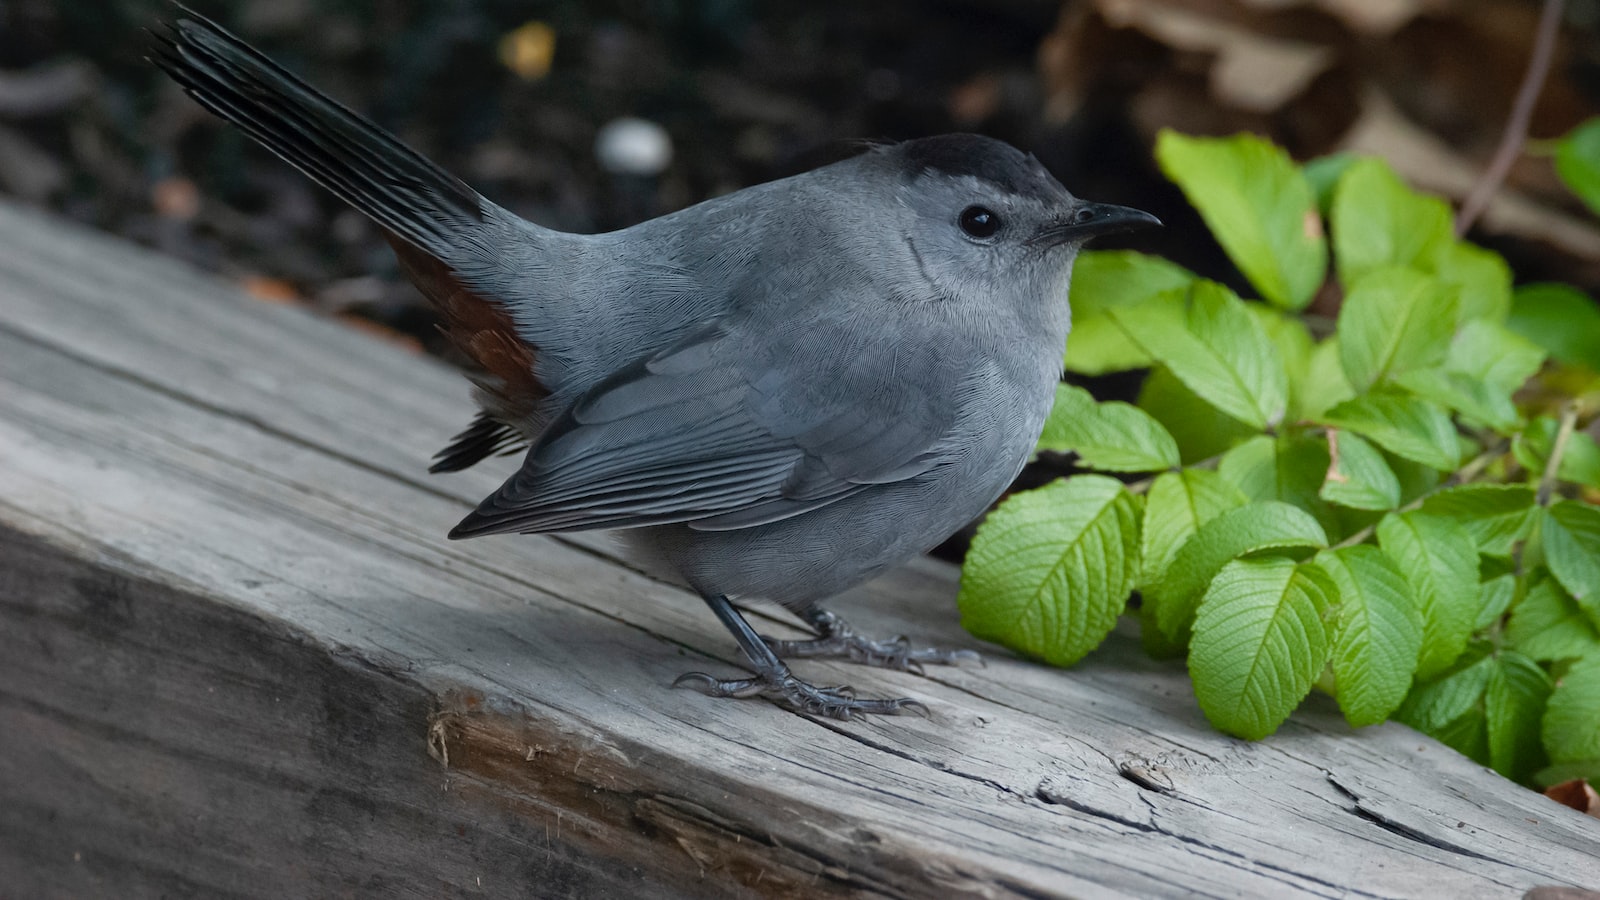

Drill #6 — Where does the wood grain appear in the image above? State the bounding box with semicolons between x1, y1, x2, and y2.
1;200;1597;898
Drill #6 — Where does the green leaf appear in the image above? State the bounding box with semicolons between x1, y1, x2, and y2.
1543;501;1600;619
1219;433;1338;536
1189;557;1336;739
1397;643;1494;763
1321;431;1401;511
1513;416;1600;490
1543;653;1600;765
1302;152;1357;215
1394;368;1519;432
1554;117;1600;218
1377;512;1480;679
1066;309;1161;375
1250;306;1316;419
1476;574;1518;631
1038;384;1180;472
1431;241;1511;323
1110;281;1289;430
1137;366;1257;464
1065;256;1194;375
1485;650;1552;782
1452;318;1547;392
1314;546;1423;727
1318;389;1460;471
1336;267;1459;392
1070;250;1197;313
1155;130;1326;311
1392;319;1542;434
1418;485;1536;557
958;476;1140;666
1296;337;1357;420
1507;283;1600;371
1330;157;1454;287
1388;451;1443;504
1140;469;1248;591
1149;501;1328;639
1506;578;1600;662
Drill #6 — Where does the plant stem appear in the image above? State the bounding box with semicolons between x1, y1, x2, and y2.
1454;0;1567;236
1537;400;1580;506
1331;438;1509;548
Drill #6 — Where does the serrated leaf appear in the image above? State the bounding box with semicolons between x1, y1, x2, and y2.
1137;366;1257;463
1543;502;1600;619
1432;240;1511;323
1514;417;1600;491
1331;157;1454;287
1485;650;1552;782
1139;600;1187;659
1394;368;1519;432
1395;318;1541;431
1149;501;1328;639
1297;337;1357;420
1321;431;1401;511
1336;267;1459;392
1038;384;1180;472
1555;117;1600;218
1506;578;1600;662
1397;643;1494;762
1189;557;1336;739
1477;573;1518;631
1315;546;1423;727
1070;250;1197;314
958;476;1139;666
1418;485;1536;557
1543;653;1600;765
1155;130;1326;310
1302;152;1357;215
1376;512;1480;679
1219;433;1337;534
1110;281;1289;429
1319;389;1460;471
1140;469;1248;591
1065;258;1193;375
1507;283;1600;371
1388;451;1443;504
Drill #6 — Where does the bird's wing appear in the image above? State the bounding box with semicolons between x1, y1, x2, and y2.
449;318;962;537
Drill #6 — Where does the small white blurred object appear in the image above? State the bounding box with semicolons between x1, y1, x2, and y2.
594;117;673;177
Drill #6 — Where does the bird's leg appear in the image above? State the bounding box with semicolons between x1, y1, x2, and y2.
763;607;982;673
674;594;926;719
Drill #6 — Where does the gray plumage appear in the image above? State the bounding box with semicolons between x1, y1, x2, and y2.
153;9;1159;718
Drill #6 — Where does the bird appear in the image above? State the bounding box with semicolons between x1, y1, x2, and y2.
151;8;1160;719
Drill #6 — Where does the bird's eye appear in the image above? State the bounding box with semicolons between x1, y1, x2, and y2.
959;206;1001;239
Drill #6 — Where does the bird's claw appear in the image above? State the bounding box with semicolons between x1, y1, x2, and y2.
673;669;926;720
765;626;983;672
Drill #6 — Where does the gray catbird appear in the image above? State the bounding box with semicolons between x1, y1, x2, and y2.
153;10;1159;718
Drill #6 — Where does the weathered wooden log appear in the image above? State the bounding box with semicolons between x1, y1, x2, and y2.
1;200;1596;898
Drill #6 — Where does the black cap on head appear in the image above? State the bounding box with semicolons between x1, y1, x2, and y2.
899;134;1064;198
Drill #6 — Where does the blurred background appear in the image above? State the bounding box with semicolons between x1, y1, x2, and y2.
1;0;1597;352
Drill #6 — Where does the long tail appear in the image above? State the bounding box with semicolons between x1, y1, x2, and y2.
150;8;484;257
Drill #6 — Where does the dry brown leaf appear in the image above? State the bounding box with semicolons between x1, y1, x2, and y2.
1543;779;1600;819
238;275;301;305
151;176;200;221
1094;0;1335;113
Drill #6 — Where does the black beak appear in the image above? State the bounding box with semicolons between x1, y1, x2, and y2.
1033;202;1162;246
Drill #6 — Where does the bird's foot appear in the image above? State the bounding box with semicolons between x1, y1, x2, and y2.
764;609;982;673
672;670;927;720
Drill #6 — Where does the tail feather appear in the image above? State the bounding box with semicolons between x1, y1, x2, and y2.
150;8;482;256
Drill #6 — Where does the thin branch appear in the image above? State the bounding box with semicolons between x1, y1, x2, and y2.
1455;0;1567;236
1331;438;1509;549
1537;401;1580;506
